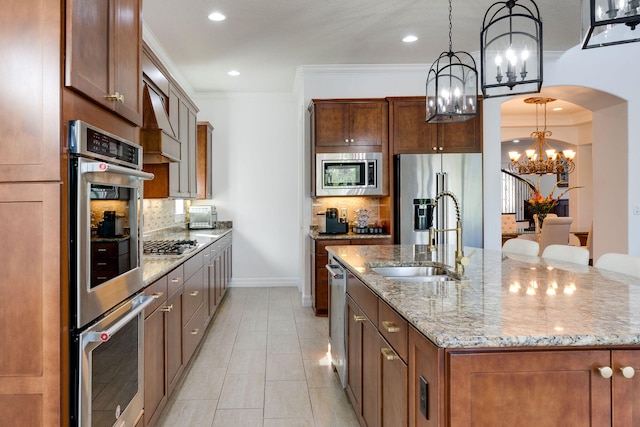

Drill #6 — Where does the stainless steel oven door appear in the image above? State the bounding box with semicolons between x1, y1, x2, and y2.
77;294;154;427
72;156;154;329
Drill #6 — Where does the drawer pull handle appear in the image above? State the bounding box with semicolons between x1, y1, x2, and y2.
620;366;636;379
598;366;613;378
190;291;199;297
171;277;181;283
104;92;125;103
382;321;400;333
160;304;173;312
381;347;399;361
152;292;164;299
191;329;200;335
97;248;107;252
353;315;367;322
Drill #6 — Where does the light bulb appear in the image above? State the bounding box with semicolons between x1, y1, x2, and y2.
509;151;521;161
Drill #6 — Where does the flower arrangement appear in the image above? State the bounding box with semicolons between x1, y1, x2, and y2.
526;176;581;223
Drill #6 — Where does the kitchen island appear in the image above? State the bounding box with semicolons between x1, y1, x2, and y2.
326;244;640;427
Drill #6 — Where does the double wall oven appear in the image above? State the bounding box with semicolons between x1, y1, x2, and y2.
69;120;154;427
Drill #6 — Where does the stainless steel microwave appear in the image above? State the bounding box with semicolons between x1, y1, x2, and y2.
316;152;383;196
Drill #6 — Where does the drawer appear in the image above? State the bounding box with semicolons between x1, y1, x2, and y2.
184;251;204;280
346;271;378;324
182;301;206;363
378;300;408;362
92;254;130;272
92;240;129;257
144;275;168;317
167;264;184;296
183;267;205;326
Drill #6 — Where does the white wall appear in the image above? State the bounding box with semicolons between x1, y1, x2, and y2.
192;93;301;288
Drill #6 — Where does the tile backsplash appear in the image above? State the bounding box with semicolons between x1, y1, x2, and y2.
143;199;190;233
312;197;384;227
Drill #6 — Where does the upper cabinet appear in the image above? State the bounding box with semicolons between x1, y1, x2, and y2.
311;99;388;151
65;0;142;126
140;43;199;199
197;122;214;200
388;96;482;154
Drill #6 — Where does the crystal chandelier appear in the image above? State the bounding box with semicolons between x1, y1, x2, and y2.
425;0;478;123
507;97;576;175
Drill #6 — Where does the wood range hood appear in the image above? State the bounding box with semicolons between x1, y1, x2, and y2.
140;83;181;164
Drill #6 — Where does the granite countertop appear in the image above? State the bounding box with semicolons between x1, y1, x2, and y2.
326;244;640;349
309;230;392;240
142;227;232;285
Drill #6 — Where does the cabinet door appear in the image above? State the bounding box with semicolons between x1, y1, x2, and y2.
448;349;611;427
315;103;350;147
390;99;437;155
166;290;184;395
0;0;60;182
350;103;385;147
436;99;482;153
346;296;363;408
144;306;167;427
0;183;60;426
197;122;213;199
112;0;141;124
408;326;443;427
612;349;640;426
361;315;380;427
380;336;407;427
65;0;141;125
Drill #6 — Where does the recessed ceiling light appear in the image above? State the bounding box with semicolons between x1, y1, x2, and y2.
403;35;418;43
208;12;226;21
228;70;240;77
553;107;563;111
513;139;520;143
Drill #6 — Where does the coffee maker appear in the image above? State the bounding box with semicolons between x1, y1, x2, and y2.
324;208;349;234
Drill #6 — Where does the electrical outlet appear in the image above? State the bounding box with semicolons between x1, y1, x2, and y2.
634;206;640;216
419;376;429;419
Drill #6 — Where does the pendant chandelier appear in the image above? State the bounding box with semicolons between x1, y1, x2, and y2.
507;97;576;176
583;0;640;48
425;0;478;123
480;0;543;98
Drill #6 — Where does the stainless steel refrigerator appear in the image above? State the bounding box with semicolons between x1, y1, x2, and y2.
395;154;483;248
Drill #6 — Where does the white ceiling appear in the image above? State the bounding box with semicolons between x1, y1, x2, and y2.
142;0;586;94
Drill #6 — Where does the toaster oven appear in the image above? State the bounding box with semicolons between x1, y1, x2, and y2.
189;205;217;229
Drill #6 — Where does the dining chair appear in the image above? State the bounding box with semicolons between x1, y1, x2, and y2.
595;253;640;278
542;244;590;265
503;238;540;257
537;216;573;256
533;213;557;234
501;213;517;233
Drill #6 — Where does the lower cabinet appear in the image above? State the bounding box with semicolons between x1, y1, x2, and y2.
346;271;408;427
313;237;391;316
143;233;233;427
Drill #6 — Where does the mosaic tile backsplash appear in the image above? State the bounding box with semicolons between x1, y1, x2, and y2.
312;197;384;228
142;199;190;234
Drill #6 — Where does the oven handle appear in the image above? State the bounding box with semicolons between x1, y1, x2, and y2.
326;264;344;280
86;295;155;343
82;161;155;180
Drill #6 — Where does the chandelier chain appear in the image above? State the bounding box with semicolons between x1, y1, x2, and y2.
448;0;453;52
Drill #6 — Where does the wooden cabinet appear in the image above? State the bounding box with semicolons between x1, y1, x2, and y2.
91;239;131;285
141;44;199;199
165;266;185;396
197;122;214;199
0;183;60;426
311;99;388;151
408;326;445;427
388;97;482;154
313;237;391;316
65;0;142;125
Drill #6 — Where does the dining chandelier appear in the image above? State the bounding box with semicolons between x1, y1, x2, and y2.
425;0;478;123
507;97;576;176
583;0;640;48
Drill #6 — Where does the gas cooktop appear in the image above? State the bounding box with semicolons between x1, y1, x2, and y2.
143;239;199;257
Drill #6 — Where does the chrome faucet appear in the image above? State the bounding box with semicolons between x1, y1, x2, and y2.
427;191;469;273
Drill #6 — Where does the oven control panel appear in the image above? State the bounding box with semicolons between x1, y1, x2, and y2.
69;120;143;169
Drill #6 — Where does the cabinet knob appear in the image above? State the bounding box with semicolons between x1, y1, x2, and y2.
432;147;437;151
345;139;349;143
381;321;400;333
190;290;199;297
191;328;200;335
160;304;173;312
620;366;635;379
438;146;444;151
381;347;399;361
151;292;164;299
598;366;613;378
350;139;355;143
353;314;367;322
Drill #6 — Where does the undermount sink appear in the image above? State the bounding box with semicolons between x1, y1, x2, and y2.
371;265;456;282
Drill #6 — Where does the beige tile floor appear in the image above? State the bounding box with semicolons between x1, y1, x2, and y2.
157;287;359;427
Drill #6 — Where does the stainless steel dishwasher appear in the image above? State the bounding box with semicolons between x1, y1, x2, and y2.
326;256;347;387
